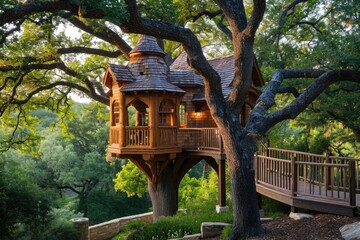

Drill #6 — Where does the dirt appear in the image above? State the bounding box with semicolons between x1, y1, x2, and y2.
246;213;360;240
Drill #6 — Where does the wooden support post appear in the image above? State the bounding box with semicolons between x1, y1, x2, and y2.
119;94;126;147
291;156;298;197
254;152;258;182
325;150;331;190
349;160;356;206
265;138;270;157
218;159;226;207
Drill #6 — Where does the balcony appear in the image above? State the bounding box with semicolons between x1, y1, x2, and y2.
108;126;224;158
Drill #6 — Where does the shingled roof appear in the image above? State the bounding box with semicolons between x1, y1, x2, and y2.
104;36;263;99
170;51;264;100
129;35;165;57
108;64;134;83
121;75;185;93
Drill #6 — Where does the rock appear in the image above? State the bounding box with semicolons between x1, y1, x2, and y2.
260;217;273;223
201;222;232;239
182;233;201;240
289;212;313;220
339;222;360;240
259;209;265;218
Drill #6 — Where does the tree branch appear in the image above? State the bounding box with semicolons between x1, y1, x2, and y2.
288;21;322;33
57;47;122;58
190;9;223;22
0;0;106;26
276;86;300;98
122;0;227;119
60;13;132;57
247;69;360;135
278;0;309;31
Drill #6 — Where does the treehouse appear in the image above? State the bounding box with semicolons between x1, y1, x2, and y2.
103;36;263;159
103;35;264;211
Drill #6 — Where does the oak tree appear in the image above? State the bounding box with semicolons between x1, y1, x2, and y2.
1;1;360;238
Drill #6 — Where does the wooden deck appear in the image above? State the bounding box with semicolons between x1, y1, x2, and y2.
109;126;359;216
255;147;360;216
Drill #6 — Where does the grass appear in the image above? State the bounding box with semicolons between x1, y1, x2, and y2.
112;202;232;240
112;197;288;240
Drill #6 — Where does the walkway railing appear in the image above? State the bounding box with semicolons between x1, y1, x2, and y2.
178;128;223;151
255;147;360;206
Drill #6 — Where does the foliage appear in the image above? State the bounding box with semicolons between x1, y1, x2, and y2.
261;196;289;219
113;204;232;240
87;190;151;225
221;226;232;240
0;152;80;240
34;102;120;216
258;0;360;156
113;160;148;197
178;169;218;208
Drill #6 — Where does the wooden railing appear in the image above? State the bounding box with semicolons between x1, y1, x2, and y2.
255;147;360;206
159;126;178;146
178;128;222;151
125;126;150;146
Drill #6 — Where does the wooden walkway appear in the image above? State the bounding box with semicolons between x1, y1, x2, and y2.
255;147;360;216
177;128;359;216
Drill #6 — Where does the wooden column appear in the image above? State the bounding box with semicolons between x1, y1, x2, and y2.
119;93;126;147
291;156;298;196
349;160;356;206
218;158;226;207
149;94;158;148
325;150;331;190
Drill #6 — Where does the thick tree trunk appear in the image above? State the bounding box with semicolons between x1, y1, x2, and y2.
220;126;263;239
148;162;178;220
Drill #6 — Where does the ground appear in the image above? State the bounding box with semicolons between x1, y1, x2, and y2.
247;213;360;240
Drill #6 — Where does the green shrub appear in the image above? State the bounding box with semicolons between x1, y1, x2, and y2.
261;196;289;218
40;219;80;240
113;203;233;240
221;226;232;240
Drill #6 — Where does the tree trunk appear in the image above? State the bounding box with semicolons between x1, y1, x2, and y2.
78;193;88;217
148;162;178;220
221;127;263;239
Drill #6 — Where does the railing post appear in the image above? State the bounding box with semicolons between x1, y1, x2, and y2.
254;152;258;182
325;150;331;190
349;160;356;206
265;139;270;157
291;156;298;196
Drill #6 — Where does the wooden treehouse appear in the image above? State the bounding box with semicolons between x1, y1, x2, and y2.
103;35;263;210
103;35;360;216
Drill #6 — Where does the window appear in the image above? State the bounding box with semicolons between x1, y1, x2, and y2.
179;103;186;126
127;99;149;126
112;100;120;126
159;99;174;126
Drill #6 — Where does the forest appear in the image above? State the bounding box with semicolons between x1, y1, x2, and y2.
0;0;359;239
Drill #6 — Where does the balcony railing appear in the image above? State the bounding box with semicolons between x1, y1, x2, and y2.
110;126;223;152
159;126;178;146
125;126;150;146
178;128;222;151
110;126;120;145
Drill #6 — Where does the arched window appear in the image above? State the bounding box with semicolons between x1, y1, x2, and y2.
112;100;120;126
159;99;175;126
127;99;149;126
